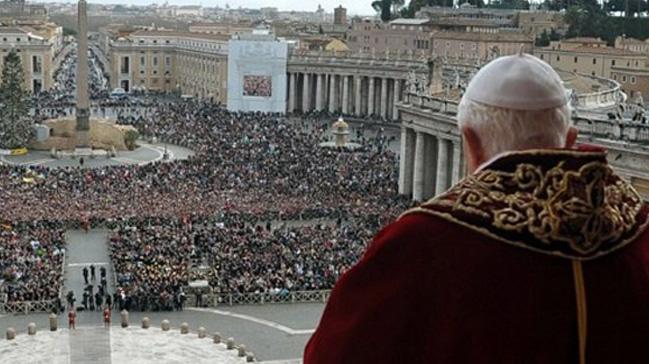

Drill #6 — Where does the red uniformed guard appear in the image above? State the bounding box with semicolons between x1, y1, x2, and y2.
304;53;649;364
68;309;76;330
103;307;111;328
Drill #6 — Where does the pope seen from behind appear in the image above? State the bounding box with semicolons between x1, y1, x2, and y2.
304;52;649;364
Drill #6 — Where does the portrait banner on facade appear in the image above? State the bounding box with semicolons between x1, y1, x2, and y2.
242;75;272;97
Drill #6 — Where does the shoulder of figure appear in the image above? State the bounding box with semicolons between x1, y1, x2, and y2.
363;211;455;260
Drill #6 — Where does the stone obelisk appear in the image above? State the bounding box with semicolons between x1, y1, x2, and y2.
75;0;90;147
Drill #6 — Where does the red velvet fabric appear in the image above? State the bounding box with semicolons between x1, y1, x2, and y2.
304;206;649;364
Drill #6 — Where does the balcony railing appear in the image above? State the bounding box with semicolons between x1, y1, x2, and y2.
402;92;649;144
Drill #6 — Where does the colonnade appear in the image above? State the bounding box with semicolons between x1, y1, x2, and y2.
287;72;404;120
398;127;463;201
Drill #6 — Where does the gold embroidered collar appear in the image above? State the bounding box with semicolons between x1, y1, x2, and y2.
403;148;649;260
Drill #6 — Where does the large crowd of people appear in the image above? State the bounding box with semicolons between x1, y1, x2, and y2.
0;45;411;309
0;98;409;306
0;221;66;304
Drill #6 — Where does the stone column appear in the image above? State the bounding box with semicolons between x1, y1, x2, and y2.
452;141;462;185
342;75;350;115
398;127;415;196
368;77;375;117
436;137;450;195
423;135;437;200
328;74;336;113
302;73;310;112
316;74;324;111
380;78;388;119
354;76;362;117
392;79;401;120
75;0;90;147
413;132;426;201
288;73;296;113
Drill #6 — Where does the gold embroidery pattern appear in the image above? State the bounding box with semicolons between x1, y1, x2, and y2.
414;156;645;259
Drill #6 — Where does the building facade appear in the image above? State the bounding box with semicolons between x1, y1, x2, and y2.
188;22;253;37
333;6;347;25
347;18;435;54
286;49;429;121
0;25;58;93
534;38;647;79
108;30;228;102
396;92;649;202
227;32;288;113
517;10;566;38
431;30;533;61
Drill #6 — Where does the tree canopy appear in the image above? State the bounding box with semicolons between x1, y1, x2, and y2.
372;0;405;21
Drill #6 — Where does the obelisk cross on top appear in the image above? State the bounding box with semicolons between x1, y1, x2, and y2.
76;0;90;147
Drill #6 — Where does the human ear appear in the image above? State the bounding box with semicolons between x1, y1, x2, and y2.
462;127;485;174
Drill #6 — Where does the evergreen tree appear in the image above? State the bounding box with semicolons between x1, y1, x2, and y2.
0;50;32;149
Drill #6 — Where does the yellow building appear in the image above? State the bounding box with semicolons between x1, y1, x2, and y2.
0;25;59;93
188;21;253;37
431;30;533;61
534;38;647;79
109;30;229;102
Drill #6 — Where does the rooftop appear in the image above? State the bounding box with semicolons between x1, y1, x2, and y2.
431;30;533;42
389;18;432;26
130;30;230;42
563;37;607;44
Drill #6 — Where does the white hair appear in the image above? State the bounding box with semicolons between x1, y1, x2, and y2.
457;98;572;160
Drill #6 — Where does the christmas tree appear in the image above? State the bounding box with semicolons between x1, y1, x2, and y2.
0;49;33;149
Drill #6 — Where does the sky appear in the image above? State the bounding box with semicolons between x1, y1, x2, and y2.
31;1;376;16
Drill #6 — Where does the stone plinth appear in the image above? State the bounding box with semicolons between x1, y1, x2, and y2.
213;332;221;344
28;323;36;335
226;337;235;350
30;117;138;151
121;310;129;328
6;328;15;340
49;313;57;331
180;323;189;335
142;317;150;329
161;320;170;331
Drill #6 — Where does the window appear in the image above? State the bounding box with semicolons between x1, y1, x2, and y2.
153;56;158;67
120;56;130;74
140;56;145;67
32;55;42;74
612;60;616;66
613;74;617;80
622;75;627;82
574;56;578;63
540;54;544;60
557;55;560;61
631;76;636;84
165;56;171;67
592;58;596;65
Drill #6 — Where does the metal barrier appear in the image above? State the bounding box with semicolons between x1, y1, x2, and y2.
191;290;332;307
1;300;58;315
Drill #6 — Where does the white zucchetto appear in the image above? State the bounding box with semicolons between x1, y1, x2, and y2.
462;52;568;111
